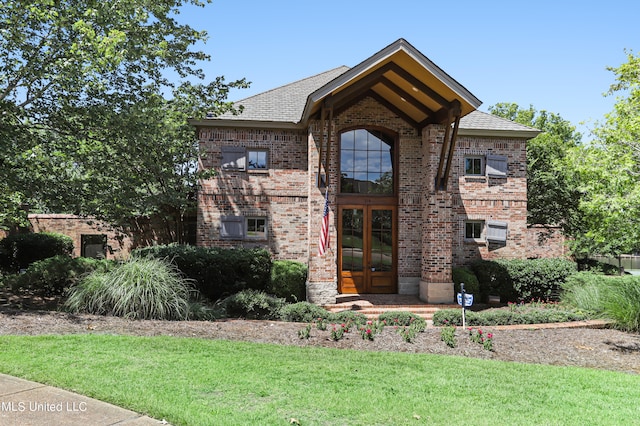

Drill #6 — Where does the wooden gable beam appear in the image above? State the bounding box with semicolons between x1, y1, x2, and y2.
378;76;435;117
387;63;451;110
435;100;462;190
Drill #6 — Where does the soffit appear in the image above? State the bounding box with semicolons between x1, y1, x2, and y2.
302;39;482;129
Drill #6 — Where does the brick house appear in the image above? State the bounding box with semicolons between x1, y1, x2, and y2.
190;39;543;305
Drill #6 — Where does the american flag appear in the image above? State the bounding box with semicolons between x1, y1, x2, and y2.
318;189;330;256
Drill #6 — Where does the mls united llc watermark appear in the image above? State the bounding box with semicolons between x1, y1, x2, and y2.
1;400;88;413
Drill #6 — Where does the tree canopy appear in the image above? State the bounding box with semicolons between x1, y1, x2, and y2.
0;0;248;237
488;103;582;234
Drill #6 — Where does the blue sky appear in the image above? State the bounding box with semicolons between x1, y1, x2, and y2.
175;0;639;140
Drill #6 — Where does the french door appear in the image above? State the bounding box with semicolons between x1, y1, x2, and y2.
339;205;397;294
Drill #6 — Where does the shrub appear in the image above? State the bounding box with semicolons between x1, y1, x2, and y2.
377;311;426;332
64;257;195;320
471;258;577;303
0;232;74;273
562;272;640;332
432;305;588;326
452;267;480;296
269;260;307;302
133;245;272;301
279;302;331;323
222;289;286;320
332;310;367;326
5;255;113;297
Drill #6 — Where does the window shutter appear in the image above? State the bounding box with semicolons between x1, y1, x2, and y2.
486;220;508;243
221;146;246;170
486;155;508;178
220;215;244;239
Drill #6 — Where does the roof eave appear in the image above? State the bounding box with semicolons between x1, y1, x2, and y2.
188;118;305;130
457;128;542;139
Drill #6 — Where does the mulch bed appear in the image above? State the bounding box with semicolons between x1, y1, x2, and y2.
1;303;639;375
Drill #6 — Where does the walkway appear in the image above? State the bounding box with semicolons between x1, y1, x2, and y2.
0;373;165;426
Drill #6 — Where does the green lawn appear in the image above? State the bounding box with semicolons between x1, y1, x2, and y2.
0;334;638;425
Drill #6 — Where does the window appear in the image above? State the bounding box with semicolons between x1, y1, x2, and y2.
246;217;267;239
464;156;484;176
486;155;508;178
221;146;246;171
340;128;394;195
220;215;268;240
81;234;106;258
247;149;268;171
486;220;508;243
464;221;484;240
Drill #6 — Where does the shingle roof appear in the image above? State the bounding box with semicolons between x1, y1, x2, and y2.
211;65;539;137
218;66;350;123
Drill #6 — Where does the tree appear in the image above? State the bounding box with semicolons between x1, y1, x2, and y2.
569;50;640;257
488;103;582;234
0;0;248;235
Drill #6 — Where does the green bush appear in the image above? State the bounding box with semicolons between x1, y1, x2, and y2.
471;258;577;303
452;267;480;296
562;272;640;332
332;310;367;326
279;301;332;323
5;255;113;297
0;232;74;273
269;260;307;302
222;289;286;320
64;257;195;320
377;311;427;332
133;245;272;302
432;305;588;326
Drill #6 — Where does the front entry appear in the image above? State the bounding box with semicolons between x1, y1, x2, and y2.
339;205;397;294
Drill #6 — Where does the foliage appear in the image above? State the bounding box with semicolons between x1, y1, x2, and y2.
269;260;307;302
561;272;640;331
332;310;367;326
4;255;113;297
440;325;456;348
565;50;640;257
133;245;272;301
0;232;73;272
279;302;332;323
452;267;480;295
221;289;286;320
489;103;582;233
377;311;426;332
432;303;588;326
64;257;194;320
470;258;576;302
0;1;248;233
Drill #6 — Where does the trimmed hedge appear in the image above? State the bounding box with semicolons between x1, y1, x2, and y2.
432;306;588;326
4;255;113;297
0;232;74;272
280;302;332;323
133;245;271;302
222;289;286;320
470;258;577;303
452;267;480;296
269;260;307;302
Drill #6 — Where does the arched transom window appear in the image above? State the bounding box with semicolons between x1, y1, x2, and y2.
339;129;394;195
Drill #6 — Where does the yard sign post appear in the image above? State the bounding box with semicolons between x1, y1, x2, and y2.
457;283;473;329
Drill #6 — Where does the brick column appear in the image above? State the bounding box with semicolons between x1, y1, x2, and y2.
420;125;454;303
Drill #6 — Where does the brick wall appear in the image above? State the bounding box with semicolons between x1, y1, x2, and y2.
26;214;133;259
196;127;309;262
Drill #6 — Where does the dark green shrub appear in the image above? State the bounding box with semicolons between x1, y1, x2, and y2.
222;289;286;320
452;267;480;296
269;260;307;302
0;232;74;272
377;311;427;331
332;310;367;326
432;306;588;326
64;257;195;320
279;301;331;322
471;258;577;303
133;245;272;302
5;255;113;297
